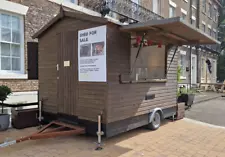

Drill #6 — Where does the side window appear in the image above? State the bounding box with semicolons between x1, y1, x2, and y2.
130;45;166;81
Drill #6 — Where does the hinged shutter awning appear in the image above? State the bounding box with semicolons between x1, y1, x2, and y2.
120;17;220;46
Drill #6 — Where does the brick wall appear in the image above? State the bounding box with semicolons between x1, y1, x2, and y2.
0;80;38;92
5;0;60;92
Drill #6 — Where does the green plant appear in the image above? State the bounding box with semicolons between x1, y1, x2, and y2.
0;85;12;113
177;65;182;83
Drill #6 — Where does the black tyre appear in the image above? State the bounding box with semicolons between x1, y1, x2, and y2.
148;112;161;130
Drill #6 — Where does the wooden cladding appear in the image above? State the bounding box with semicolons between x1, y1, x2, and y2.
106;24;178;123
38;17;178;126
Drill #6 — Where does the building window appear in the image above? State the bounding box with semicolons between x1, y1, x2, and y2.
212;60;216;79
208;27;212;36
214;8;217;22
130;46;166;81
202;23;206;32
192;0;197;7
152;0;161;15
169;5;176;18
0;12;24;74
192;7;197;18
201;58;206;79
208;3;212;18
212;30;217;39
181;13;186;20
191;18;196;26
179;53;186;78
202;0;206;13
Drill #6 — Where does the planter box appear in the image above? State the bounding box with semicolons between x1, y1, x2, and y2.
0;114;10;131
11;108;39;129
187;94;195;107
177;94;195;107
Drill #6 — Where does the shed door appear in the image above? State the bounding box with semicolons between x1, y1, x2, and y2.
57;31;78;116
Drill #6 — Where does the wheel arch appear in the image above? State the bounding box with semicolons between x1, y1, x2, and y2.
149;108;164;123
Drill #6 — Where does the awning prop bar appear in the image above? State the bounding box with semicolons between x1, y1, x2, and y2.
130;33;147;75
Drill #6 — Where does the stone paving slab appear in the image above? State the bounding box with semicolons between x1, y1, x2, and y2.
1;119;225;157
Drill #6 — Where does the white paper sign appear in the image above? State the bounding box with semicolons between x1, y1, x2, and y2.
78;25;107;82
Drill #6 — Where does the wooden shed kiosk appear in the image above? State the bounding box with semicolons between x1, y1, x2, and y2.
33;8;219;137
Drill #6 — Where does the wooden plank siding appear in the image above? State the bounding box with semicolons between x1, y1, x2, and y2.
106;24;178;123
39;18;108;123
39;25;58;113
39;17;178;128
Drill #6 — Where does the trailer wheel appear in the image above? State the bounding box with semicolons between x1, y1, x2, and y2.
148;112;161;130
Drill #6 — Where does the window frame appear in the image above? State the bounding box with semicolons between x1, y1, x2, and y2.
179;51;186;79
181;8;187;21
208;3;213;18
119;45;167;84
0;10;25;78
169;5;176;18
201;57;206;79
152;0;161;15
202;23;206;32
208;27;212;36
202;0;207;13
212;59;217;79
213;7;217;22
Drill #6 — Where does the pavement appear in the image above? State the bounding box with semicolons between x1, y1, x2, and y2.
1;119;225;157
186;97;225;127
193;92;222;104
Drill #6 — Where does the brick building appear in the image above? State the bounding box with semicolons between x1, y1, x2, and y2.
1;0;221;94
0;0;60;92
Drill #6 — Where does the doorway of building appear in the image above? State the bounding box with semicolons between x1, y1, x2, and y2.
191;54;197;85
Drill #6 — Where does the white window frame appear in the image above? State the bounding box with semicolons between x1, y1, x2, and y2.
202;23;206;32
179;50;186;79
208;27;212;36
213;28;217;38
208;2;213;18
211;59;217;80
191;16;196;26
152;0;161;15
202;21;206;32
0;10;26;79
169;0;177;8
181;8;187;20
169;5;176;18
213;7;217;22
201;57;206;79
0;0;28;15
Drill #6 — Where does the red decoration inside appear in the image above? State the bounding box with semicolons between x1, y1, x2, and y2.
158;42;162;48
136;36;141;45
148;40;153;46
